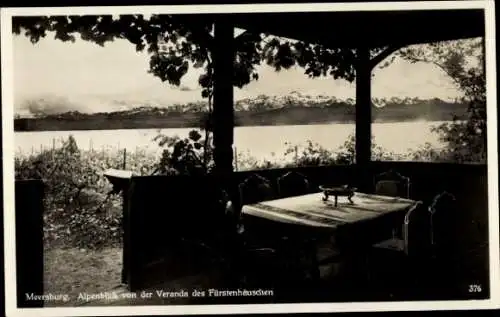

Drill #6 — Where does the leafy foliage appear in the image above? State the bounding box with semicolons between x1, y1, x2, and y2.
281;134;402;167
397;38;486;163
261;38;358;81
12;15;263;97
13;14;398;98
15;136;157;250
152;129;214;175
283;141;338;167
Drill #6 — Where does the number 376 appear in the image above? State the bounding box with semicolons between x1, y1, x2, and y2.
469;284;482;293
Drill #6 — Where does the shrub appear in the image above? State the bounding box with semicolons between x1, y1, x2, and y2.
15;136;157;250
281;134;403;167
152;129;213;175
283;140;338;167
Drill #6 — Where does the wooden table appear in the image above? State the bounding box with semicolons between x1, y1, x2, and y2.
242;192;417;280
241;192;420;282
242;192;418;229
242;191;421;254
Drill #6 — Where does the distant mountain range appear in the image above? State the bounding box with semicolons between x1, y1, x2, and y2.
14;94;468;131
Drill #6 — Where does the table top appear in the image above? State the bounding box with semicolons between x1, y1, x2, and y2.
242;192;417;229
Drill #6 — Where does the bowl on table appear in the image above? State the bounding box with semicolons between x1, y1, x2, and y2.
319;185;357;207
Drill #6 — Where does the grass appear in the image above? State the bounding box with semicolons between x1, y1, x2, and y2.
43;246;213;306
43;247;122;307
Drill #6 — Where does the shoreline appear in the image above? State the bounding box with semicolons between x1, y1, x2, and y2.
14;117;455;132
14;98;467;132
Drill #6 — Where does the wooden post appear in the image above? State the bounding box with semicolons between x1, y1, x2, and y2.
123;148;127;170
122;182;132;286
212;16;235;179
355;46;373;192
15;180;44;307
355;46;372;167
234;147;238;171
103;170;134;287
211;18;242;275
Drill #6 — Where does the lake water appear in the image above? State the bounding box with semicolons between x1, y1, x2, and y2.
14;121;448;163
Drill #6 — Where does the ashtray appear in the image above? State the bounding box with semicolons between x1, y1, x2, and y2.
319;185;357;207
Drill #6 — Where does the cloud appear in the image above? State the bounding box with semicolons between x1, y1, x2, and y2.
16;95;82;117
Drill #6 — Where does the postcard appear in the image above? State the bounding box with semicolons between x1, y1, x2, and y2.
2;1;498;316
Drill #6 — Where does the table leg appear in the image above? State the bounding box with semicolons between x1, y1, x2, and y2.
348;193;354;204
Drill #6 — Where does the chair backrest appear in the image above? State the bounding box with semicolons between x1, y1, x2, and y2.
374;170;410;198
277;171;311;198
238;174;275;205
428;191;457;252
403;201;431;257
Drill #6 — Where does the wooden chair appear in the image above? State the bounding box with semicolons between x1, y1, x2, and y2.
238;173;275;205
371;201;428;255
370;192;458;294
179;186;242;265
238;174;323;288
236;222;315;289
428;191;457;253
374;169;411;199
427;191;458;286
374;170;411;239
276;171;311;198
237;173;277;251
186;189;280;288
368;201;431;292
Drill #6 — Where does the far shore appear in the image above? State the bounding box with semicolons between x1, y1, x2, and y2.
14;102;466;132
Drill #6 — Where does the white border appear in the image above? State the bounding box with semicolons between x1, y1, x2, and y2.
2;1;498;316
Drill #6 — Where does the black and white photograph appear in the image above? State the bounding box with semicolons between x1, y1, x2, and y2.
2;1;499;316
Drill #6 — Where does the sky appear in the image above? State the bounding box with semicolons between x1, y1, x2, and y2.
13;31;463;116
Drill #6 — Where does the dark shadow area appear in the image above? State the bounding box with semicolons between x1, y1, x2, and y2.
15;180;45;308
112;162;489;304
